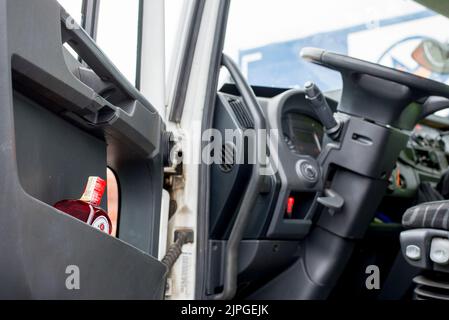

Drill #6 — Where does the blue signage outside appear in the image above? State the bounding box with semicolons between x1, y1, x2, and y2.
239;10;439;91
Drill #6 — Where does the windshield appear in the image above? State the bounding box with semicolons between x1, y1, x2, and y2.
224;0;449;95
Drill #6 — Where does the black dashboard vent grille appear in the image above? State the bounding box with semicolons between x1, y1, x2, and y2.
228;98;254;129
413;275;449;300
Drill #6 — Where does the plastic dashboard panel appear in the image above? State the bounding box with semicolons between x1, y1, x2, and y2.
263;89;338;239
209;93;281;240
212;86;339;241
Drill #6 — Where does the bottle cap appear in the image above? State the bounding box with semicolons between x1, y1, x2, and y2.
80;176;106;207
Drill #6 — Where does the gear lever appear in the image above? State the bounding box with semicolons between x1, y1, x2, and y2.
304;81;341;140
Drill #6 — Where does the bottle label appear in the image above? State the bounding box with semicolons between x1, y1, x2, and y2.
80;176;106;207
92;216;110;234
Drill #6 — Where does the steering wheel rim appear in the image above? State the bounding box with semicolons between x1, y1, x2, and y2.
301;47;449;130
301;47;449;99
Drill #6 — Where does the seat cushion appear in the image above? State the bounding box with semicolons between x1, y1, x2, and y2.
403;201;449;231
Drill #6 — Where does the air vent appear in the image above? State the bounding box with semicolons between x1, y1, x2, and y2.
414;275;449;300
228;98;254;129
219;143;235;173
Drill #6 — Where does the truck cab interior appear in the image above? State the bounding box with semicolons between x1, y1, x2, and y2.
2;0;449;301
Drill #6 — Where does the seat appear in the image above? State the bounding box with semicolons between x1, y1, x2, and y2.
401;200;449;300
402;201;449;231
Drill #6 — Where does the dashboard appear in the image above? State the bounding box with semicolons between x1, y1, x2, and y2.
212;84;449;240
220;83;449;176
266;87;449;190
281;92;449;189
280;110;449;186
270;87;449;225
272;88;449;227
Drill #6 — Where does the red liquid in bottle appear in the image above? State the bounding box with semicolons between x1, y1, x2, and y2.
54;176;112;235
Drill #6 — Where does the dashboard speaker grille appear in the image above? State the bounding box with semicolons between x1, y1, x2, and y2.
228;98;254;129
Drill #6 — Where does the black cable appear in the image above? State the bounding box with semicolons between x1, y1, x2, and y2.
161;230;194;270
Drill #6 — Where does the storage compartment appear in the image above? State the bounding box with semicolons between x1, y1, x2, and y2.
14;92;108;209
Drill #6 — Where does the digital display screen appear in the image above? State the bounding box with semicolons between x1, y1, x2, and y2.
284;113;324;158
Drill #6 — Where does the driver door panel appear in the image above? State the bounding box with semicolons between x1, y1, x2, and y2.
0;0;166;299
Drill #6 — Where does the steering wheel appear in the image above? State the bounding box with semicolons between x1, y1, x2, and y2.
301;47;449;130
